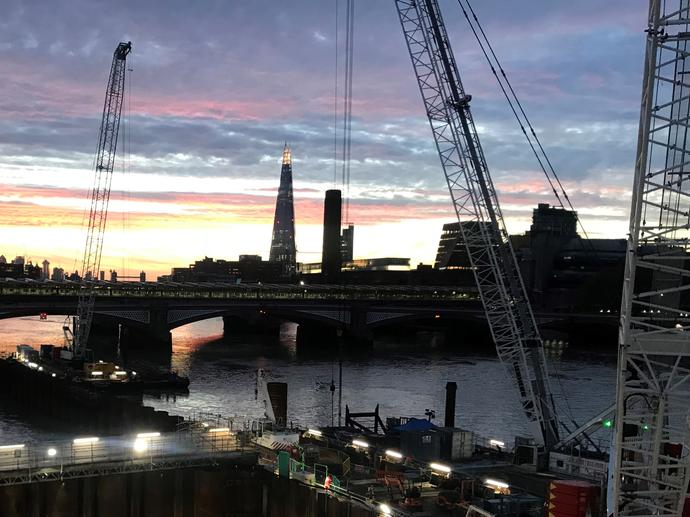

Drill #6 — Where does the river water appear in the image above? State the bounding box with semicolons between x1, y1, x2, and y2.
0;315;616;446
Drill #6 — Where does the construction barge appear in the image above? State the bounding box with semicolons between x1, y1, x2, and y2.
0;344;189;434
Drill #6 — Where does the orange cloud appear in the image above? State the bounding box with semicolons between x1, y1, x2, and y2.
0;183;455;232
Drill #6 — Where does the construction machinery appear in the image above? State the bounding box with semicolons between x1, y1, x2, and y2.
610;2;690;516
63;41;132;360
394;0;559;449
395;0;690;515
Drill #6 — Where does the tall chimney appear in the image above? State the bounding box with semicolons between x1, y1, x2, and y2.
322;189;342;281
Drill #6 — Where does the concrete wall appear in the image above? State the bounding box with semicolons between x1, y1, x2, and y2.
265;475;375;517
0;464;376;517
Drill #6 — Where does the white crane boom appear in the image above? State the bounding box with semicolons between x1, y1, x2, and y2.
611;2;690;516
394;0;560;448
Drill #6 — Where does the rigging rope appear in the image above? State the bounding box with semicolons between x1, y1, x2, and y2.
457;0;584;425
121;56;133;280
340;0;355;224
333;0;339;187
457;0;594;244
332;0;356;426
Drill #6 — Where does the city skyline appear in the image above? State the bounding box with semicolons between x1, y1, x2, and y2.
0;1;646;278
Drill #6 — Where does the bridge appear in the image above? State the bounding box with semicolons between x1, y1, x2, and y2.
0;278;617;348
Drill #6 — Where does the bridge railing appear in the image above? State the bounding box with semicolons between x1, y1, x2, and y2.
0;423;253;485
0;278;478;302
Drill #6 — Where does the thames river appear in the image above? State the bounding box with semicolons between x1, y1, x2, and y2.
0;315;616;446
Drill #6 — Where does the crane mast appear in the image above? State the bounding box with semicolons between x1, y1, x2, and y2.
611;1;690;516
394;0;559;448
68;41;132;359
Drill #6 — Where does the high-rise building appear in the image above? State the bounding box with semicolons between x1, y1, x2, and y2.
433;221;490;270
139;271;146;282
42;260;50;279
432;204;627;310
340;224;354;262
269;144;297;276
528;203;579;297
322;189;342;281
51;267;65;282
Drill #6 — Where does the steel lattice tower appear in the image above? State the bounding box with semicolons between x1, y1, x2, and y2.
612;2;690;516
395;0;559;448
70;41;131;358
269;144;297;276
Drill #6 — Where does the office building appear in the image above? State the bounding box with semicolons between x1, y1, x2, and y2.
341;224;354;262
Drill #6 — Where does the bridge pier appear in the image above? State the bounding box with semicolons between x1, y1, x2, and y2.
343;309;373;348
121;309;172;351
121;324;172;351
295;323;338;350
295;324;373;352
222;315;281;340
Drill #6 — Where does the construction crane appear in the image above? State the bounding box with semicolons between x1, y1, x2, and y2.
63;41;132;360
394;0;559;449
610;2;690;516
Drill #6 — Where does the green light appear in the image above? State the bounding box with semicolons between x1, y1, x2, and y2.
642;424;649;431
603;419;613;428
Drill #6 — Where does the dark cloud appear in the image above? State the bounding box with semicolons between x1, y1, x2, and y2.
0;0;648;218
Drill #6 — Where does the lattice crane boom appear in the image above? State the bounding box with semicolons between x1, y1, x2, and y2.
611;2;690;516
394;0;559;448
69;41;132;359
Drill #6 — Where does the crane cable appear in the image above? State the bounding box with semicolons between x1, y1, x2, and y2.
333;0;339;187
121;54;133;281
457;0;594;245
340;0;355;225
331;0;356;427
457;0;582;427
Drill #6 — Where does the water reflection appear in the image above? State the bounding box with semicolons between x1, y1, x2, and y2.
0;315;616;446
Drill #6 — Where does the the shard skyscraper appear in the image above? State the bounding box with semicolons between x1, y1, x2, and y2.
268;144;297;276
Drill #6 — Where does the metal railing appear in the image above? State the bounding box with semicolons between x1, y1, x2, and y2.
0;422;255;486
0;278;476;302
283;457;411;516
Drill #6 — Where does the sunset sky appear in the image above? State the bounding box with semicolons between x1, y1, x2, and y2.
0;0;646;279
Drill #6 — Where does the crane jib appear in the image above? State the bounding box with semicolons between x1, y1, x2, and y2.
69;42;132;359
396;0;560;448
